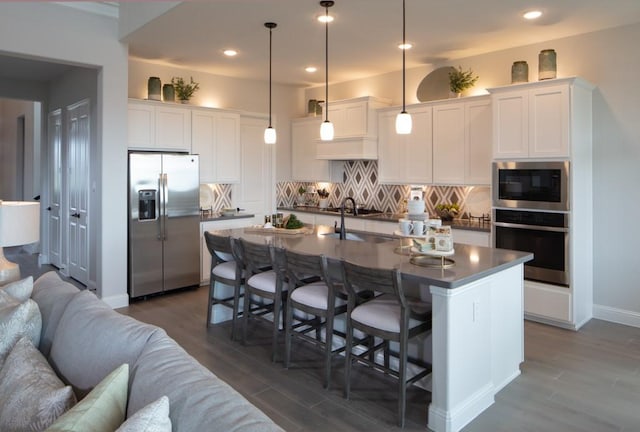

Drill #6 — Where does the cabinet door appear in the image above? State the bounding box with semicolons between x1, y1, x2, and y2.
155;105;191;152
215;111;241;183
406;106;433;184
377;110;406;184
529;84;570;157
127;102;155;149
433;103;465;184
330;101;367;137
464;99;492;185
492;90;528;159
291;118;337;182
378;106;432;185
192;110;216;182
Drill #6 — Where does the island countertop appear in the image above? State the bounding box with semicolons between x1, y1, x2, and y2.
218;224;531;289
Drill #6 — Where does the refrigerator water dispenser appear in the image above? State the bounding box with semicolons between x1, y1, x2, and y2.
138;189;157;220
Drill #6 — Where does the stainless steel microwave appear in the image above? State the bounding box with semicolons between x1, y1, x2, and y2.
492;161;569;211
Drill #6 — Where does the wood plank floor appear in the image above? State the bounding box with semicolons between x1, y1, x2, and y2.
117;285;640;432
12;247;640;432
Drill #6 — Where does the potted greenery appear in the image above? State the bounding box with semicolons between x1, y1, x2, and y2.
171;76;200;103
448;66;478;97
317;188;330;209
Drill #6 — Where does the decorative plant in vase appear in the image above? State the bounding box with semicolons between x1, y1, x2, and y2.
296;186;307;207
317;188;330;209
171;76;200;103
448;66;478;97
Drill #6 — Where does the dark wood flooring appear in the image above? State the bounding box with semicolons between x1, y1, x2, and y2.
13;249;640;431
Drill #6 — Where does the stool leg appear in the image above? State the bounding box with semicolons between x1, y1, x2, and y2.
324;315;334;389
284;296;294;369
272;291;283;363
231;281;242;341
206;278;214;328
344;318;353;399
242;286;251;345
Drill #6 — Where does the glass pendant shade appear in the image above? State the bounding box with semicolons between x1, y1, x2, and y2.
395;111;412;134
264;126;276;144
320;120;334;141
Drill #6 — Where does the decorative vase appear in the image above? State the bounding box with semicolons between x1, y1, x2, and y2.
538;49;557;80
147;77;161;101
511;61;529;83
318;198;329;209
162;84;175;102
179;99;189;104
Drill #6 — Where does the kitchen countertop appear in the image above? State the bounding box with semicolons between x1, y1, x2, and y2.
200;212;254;222
278;206;491;233
217;224;530;289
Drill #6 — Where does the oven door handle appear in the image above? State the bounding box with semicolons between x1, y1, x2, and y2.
493;222;569;233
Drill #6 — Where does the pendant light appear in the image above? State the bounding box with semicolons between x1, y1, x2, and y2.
396;0;412;134
264;22;277;144
320;1;334;141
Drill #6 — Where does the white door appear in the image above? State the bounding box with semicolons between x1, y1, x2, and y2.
66;100;90;285
48;109;63;269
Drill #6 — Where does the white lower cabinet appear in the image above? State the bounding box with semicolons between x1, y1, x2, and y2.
451;228;490;247
200;218;254;285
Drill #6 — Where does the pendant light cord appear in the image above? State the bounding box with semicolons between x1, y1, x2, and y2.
269;25;273;127
402;0;406;113
324;4;329;122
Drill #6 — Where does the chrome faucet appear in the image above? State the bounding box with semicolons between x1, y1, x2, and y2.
337;197;357;240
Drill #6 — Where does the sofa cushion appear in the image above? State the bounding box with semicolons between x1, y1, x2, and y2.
0;337;76;432
1;276;34;302
129;331;284;432
48;291;161;398
116;396;171;432
0;292;42;369
31;272;81;358
46;363;128;432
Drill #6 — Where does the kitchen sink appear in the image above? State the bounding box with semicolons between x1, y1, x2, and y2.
321;232;394;243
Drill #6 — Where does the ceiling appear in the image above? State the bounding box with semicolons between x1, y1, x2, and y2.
123;0;640;87
1;1;640;87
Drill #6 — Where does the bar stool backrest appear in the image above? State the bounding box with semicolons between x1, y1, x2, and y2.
238;239;273;276
341;261;408;310
284;249;327;287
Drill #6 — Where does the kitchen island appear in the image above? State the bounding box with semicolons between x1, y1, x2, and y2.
212;224;532;432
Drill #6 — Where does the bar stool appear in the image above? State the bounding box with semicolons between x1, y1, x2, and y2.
341;260;432;427
239;239;288;362
203;231;245;340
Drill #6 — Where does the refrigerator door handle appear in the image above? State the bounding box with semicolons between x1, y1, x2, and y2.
157;175;164;240
162;173;169;240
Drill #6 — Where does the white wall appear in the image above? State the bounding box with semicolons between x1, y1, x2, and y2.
128;59;304;182
0;99;37;201
306;23;640;326
0;3;129;307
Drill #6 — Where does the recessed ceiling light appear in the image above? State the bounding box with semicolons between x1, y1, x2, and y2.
523;10;542;20
223;49;238;57
305;66;318;73
398;43;413;50
317;14;334;23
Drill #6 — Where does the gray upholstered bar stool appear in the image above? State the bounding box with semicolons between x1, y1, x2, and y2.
283;249;347;389
239;239;288;362
341;260;433;428
204;231;245;340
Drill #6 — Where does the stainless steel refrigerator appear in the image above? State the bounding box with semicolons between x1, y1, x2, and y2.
128;152;200;298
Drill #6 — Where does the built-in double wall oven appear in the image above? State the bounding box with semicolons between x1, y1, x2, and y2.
492;161;570;286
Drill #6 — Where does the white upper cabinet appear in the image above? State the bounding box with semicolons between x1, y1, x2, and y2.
191;108;241;183
490;78;585;159
291;117;343;182
378;96;491;186
128;99;191;152
378;105;433;184
316;96;390;160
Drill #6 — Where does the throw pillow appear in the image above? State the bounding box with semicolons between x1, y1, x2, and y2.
0;294;42;369
0;276;34;303
115;396;171;432
0;337;76;432
45;363;129;432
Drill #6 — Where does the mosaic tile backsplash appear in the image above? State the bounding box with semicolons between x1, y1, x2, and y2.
276;160;491;218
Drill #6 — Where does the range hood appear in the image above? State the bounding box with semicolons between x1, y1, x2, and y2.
316;136;378;160
314;96;390;160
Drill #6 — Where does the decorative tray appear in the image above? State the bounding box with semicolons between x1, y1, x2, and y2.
410;246;455;257
244;226;312;235
393;230;428;239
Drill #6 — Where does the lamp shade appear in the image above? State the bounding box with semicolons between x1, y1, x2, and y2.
264;126;277;144
0;201;40;247
320;120;334;141
395;111;412;134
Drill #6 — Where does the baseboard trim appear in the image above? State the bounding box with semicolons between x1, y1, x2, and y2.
593;304;640;328
428;383;494;432
101;293;129;309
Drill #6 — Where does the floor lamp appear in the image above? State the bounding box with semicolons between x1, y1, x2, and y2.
0;201;40;286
